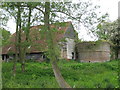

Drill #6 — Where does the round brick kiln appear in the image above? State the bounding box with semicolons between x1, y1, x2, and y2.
75;41;110;62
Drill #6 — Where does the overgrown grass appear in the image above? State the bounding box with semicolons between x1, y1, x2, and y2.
2;60;118;88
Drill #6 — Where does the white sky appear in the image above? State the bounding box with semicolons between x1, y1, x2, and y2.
77;0;119;41
6;0;120;41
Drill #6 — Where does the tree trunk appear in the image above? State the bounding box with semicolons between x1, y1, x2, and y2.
21;5;32;72
51;60;71;88
44;2;71;88
13;2;20;76
13;62;16;76
13;19;18;76
21;62;25;72
16;3;24;72
21;48;25;72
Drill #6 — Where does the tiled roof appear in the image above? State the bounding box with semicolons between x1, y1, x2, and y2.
2;22;72;54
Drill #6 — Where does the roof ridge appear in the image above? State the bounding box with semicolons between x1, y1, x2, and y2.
30;21;71;28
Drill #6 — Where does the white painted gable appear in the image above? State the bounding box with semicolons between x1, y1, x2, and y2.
66;38;75;59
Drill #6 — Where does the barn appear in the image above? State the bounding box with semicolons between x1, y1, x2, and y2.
2;22;113;63
2;22;76;61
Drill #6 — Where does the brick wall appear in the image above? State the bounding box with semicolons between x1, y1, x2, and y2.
76;42;110;62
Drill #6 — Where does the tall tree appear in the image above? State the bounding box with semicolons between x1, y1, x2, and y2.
21;3;32;72
1;2;36;73
1;1;110;87
96;19;120;59
33;1;108;43
111;21;120;59
44;2;71;88
25;1;107;88
13;2;22;76
1;2;21;76
1;2;26;74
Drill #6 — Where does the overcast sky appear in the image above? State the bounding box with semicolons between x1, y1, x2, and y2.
76;0;119;41
5;0;120;41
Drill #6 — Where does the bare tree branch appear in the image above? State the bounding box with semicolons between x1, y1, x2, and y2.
51;10;82;23
34;7;44;15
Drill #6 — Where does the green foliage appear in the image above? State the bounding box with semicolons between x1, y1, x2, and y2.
96;19;119;43
75;38;82;43
2;60;118;88
0;28;11;46
77;40;110;50
96;21;114;40
96;19;120;59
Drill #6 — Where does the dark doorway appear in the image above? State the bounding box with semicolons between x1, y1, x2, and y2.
76;51;78;60
2;55;4;60
72;52;74;59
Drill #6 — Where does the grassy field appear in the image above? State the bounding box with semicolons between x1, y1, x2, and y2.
2;60;119;88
